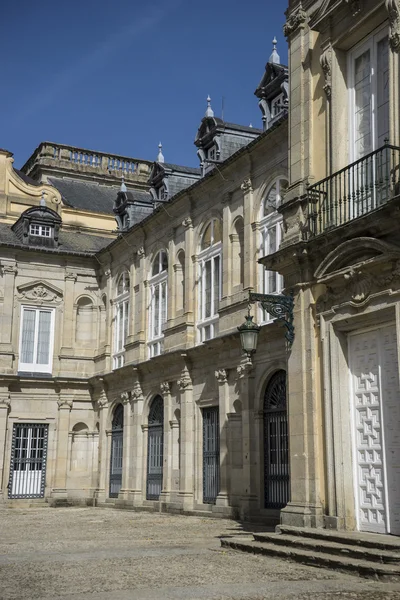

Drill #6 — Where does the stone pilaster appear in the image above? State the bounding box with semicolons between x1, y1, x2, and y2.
118;391;132;500
0;264;17;349
61;272;77;352
236;359;259;519
241;179;255;290
0;391;10;501
177;361;194;510
280;287;324;528
215;369;230;508
51;394;73;501
182;217;194;316
94;380;109;503
160;381;172;504
130;370;144;505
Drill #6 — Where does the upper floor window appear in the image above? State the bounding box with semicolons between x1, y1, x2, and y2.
349;28;389;160
113;271;130;369
259;179;287;321
19;306;55;374
29;224;51;238
207;146;216;161
198;219;222;342
149;251;168;358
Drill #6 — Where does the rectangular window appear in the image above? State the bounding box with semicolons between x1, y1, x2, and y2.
260;219;283;323
198;253;221;342
19;307;55;374
29;224;51;238
113;300;129;369
350;29;389;160
148;279;167;358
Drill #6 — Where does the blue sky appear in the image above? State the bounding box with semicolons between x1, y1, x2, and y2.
1;1;288;169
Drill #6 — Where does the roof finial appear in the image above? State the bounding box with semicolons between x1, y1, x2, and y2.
205;95;214;118
269;36;280;64
157;142;165;163
120;176;127;192
40;191;46;207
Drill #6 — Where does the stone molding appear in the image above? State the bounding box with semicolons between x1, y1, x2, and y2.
57;396;73;410
120;391;130;405
386;0;400;51
65;272;77;282
131;378;144;402
0;393;11;409
241;178;253;194
160;381;170;395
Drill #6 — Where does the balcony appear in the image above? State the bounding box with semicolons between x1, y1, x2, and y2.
307;143;400;237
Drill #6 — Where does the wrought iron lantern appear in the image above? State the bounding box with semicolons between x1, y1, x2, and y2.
237;312;261;357
238;291;295;357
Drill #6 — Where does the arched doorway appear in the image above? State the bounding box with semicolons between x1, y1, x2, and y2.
264;370;290;508
146;395;164;500
109;404;123;498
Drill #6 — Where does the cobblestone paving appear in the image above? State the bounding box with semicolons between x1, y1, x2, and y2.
0;506;400;600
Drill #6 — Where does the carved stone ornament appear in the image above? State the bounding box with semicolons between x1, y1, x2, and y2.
345;0;362;16
320;48;332;98
379;258;400;286
137;246;145;258
283;4;307;37
386;0;400;52
97;394;109;410
1;264;17;275
240;178;253;194
182;217;193;228
160;381;170;395
178;366;192;391
316;268;374;312
131;380;144;402
215;369;228;384
120;391;130;405
65;272;77;282
17;282;62;305
0;393;11;409
236;359;254;380
57;396;73;410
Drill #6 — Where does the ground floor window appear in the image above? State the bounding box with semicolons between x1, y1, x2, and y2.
8;423;48;499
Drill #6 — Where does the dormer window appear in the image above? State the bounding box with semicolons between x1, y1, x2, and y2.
271;94;285;118
207;146;216;161
158;185;167;201
29;224;51;238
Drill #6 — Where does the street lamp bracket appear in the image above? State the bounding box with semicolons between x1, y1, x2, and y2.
249;291;294;346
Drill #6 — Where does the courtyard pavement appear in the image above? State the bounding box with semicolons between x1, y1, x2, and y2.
1;506;400;600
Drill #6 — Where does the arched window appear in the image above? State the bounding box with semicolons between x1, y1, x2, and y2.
198;219;222;342
113;271;130;369
259;178;287;321
263;370;289;509
149;251;168;357
147;396;164;500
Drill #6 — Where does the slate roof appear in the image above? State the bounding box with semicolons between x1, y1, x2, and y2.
48;177;152;215
161;163;201;176
0;222;112;255
14;168;41;187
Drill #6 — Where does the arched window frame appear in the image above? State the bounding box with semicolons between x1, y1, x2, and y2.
148;250;168;358
259;178;287;323
113;271;130;369
197;218;222;343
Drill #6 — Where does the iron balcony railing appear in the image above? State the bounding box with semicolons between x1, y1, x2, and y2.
307;142;400;236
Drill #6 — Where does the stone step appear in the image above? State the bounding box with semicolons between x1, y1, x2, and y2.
221;536;400;582
278;525;400;552
253;532;400;565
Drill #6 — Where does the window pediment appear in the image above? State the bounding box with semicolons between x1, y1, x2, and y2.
314;238;400;280
17;280;63;304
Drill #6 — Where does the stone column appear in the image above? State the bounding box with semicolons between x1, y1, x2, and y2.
236;359;259;520
61;272;77;352
170;418;180;499
241;179;255;290
221;198;231;298
160;381;172;505
130;373;144;505
215;369;230;509
182;217;194;316
177;362;194;510
51;395;73;502
280;287;324;528
167;237;175;322
136;247;147;362
0;391;10;501
94;381;109;503
118;391;132;501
